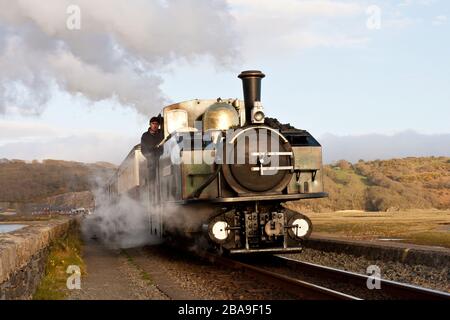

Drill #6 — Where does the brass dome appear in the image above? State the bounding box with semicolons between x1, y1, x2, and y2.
203;102;239;131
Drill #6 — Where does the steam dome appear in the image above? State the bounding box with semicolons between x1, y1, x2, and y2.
203;102;239;131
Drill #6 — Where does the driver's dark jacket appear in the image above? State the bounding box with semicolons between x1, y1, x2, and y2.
141;130;164;159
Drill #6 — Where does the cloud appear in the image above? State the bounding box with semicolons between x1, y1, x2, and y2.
321;130;450;163
0;0;239;116
230;0;363;18
228;0;367;55
432;15;448;26
281;32;369;49
383;0;444;30
384;17;420;29
0;130;137;164
0;120;61;142
398;0;437;7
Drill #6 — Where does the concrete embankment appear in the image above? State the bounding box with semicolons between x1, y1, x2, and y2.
0;218;76;300
306;235;450;268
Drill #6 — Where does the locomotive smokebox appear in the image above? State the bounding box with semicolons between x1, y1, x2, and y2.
238;70;266;125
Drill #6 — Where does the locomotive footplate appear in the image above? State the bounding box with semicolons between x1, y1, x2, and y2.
176;192;328;205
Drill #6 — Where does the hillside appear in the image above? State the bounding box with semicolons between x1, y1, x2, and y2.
0;157;448;212
295;157;450;212
0;159;116;203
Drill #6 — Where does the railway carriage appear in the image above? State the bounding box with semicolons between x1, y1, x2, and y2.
108;71;327;254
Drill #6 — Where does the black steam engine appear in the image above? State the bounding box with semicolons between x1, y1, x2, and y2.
110;70;327;254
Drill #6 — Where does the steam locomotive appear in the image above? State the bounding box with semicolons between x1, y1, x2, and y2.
107;71;327;254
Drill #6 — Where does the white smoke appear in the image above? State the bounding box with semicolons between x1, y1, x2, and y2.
82;171;218;250
82;185;161;249
0;0;238;115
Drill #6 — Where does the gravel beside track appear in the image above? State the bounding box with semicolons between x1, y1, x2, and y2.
69;240;298;300
127;245;297;300
282;247;449;293
68;240;167;300
68;237;448;300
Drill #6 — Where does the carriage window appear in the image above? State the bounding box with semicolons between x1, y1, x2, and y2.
166;109;188;133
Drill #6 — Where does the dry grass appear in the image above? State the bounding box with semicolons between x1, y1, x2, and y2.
0;159;115;202
305;209;450;248
33;224;85;300
292;157;450;212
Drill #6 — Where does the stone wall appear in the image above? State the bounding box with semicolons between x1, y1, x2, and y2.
0;218;75;300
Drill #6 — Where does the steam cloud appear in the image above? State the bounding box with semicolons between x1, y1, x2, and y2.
83;183;161;249
0;0;238;115
82;174;215;249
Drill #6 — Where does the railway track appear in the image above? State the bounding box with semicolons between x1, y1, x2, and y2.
202;252;450;300
271;255;450;300
201;252;360;300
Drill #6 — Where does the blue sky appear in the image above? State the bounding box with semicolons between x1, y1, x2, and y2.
0;0;449;163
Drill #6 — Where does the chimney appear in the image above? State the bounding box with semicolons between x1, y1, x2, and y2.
238;70;266;125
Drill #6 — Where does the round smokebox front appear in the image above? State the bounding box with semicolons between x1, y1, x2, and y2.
222;127;294;194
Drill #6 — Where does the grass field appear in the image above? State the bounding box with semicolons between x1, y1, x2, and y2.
304;210;450;248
